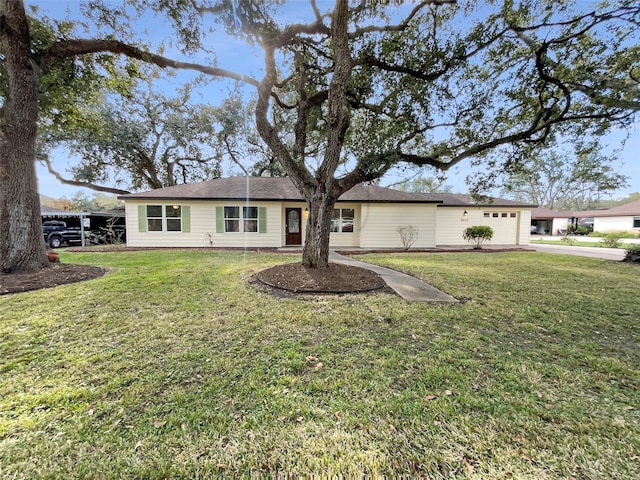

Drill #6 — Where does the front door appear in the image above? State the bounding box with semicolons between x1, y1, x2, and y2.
285;208;302;245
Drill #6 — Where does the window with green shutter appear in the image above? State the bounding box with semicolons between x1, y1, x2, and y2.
138;204;187;232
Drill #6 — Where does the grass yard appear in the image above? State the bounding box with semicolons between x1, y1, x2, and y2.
1;250;638;478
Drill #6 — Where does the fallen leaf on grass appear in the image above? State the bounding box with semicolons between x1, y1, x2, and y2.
445;390;453;396
425;395;438;401
153;420;167;428
464;460;475;473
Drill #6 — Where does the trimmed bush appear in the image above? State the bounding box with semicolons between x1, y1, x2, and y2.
463;225;494;249
623;244;640;263
600;233;623;248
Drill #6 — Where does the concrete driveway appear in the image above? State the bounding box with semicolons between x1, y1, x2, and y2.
530;243;626;261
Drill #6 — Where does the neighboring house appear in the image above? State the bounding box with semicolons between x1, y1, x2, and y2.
571;200;640;233
530;199;640;235
118;177;534;249
530;207;572;235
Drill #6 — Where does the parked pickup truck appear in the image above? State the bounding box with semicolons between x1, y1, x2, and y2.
42;220;96;248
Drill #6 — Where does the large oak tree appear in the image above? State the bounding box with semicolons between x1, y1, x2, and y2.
1;0;638;272
39;74;226;195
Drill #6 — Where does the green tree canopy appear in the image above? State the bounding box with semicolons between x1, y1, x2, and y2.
39;71;230;194
500;147;629;210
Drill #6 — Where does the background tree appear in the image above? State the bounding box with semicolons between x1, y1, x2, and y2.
501;148;629;210
39;71;228;194
600;192;640;208
210;94;286;178
393;175;454;193
40;192;122;211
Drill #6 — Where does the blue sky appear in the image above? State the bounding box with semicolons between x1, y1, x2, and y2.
31;0;639;201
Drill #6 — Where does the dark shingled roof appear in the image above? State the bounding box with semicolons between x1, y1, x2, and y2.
530;200;640;219
569;199;640;218
119;177;534;207
416;193;536;208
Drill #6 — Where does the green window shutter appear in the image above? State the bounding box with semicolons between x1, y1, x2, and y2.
216;206;224;233
182;205;190;233
258;207;267;233
138;205;147;232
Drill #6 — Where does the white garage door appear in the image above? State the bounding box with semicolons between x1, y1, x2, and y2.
482;211;520;245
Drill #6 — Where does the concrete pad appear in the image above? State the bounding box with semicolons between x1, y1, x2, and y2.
329;251;458;303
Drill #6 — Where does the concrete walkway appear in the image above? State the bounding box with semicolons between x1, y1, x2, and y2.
530;243;626;261
329;251;458;303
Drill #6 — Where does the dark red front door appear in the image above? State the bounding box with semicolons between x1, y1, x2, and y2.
285;208;302;245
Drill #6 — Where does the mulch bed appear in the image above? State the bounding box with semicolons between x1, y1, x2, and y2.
255;262;386;294
0;264;105;295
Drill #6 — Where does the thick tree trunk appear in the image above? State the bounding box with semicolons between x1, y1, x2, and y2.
302;190;337;268
0;0;49;273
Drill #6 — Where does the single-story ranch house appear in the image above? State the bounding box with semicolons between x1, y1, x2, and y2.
571;199;640;234
531;199;640;235
118;177;535;249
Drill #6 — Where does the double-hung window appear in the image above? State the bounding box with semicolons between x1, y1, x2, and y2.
331;208;355;233
146;205;182;232
147;205;164;231
222;206;262;233
224;206;240;232
138;204;189;233
165;206;182;231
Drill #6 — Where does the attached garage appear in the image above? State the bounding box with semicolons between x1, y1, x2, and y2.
431;195;534;247
480;210;522;245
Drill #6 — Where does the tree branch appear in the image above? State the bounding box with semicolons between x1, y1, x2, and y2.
42;154;131;195
351;1;453;36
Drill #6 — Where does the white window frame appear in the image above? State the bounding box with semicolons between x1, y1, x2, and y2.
224;205;260;233
331;208;355;233
146;205;183;232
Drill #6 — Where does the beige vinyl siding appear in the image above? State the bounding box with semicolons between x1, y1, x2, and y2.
125;200;282;248
436;207;530;246
435;207;479;246
359;204;437;249
517;210;531;245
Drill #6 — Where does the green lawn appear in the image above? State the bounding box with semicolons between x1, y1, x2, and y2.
1;250;638;478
